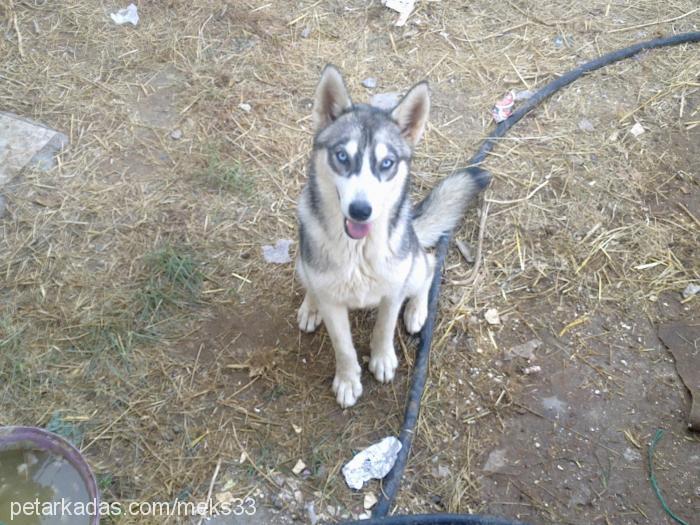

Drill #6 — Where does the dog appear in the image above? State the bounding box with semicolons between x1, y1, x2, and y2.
296;65;490;408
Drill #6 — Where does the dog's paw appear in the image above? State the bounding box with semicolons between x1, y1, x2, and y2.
369;349;398;383
403;297;428;334
297;296;322;333
332;369;363;408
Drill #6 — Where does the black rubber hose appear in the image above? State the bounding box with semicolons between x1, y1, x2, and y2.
469;31;700;166
344;513;528;525
370;31;700;520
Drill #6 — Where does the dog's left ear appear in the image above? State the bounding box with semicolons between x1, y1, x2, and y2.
391;81;430;146
312;65;353;131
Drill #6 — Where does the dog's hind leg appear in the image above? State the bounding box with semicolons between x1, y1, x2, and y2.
369;296;401;383
297;292;322;332
403;253;435;334
321;302;363;408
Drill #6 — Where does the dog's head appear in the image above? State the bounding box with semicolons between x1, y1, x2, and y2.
311;65;429;240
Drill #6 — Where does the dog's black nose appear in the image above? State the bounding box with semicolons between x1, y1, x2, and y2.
349;200;372;221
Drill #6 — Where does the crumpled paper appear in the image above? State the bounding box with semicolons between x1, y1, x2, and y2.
262;239;293;264
110;4;139;26
382;0;415;26
342;436;402;490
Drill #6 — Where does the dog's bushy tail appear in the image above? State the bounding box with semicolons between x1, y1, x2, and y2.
412;167;491;248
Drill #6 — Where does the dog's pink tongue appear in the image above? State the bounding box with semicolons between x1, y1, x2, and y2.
346;219;372;239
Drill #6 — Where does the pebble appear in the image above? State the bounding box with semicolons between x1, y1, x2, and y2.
682;283;699;299
362;77;378;89
306;502;319;524
522;365;542;375
484;308;501;325
578;118;595;132
630;122;645;136
294;490;304;505
292;459;306;475
507;339;542;360
170;128;182;140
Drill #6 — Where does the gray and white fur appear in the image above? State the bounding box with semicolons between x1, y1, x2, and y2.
296;65;490;408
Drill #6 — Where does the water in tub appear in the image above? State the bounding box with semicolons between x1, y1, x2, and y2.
0;448;91;524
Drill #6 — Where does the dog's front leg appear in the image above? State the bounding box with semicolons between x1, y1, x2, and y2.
369;295;401;383
321;302;363;408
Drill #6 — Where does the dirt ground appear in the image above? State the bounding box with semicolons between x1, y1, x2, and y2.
1;1;699;524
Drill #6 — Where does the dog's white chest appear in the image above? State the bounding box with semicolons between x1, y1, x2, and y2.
317;238;410;309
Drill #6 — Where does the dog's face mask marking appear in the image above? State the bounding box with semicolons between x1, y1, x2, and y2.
311;65;430;240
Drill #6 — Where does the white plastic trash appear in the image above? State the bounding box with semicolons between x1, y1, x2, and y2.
342;436;402;490
110;4;139;26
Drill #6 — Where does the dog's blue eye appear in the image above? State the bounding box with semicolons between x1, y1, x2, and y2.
336;150;349;163
380;158;395;170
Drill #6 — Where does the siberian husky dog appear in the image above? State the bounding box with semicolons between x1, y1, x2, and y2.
296;65;490;408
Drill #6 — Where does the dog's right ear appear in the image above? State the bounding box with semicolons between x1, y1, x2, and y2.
312;65;352;131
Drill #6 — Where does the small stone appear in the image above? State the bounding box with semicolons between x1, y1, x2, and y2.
271;494;285;510
362;77;378;89
370;92;400;110
522;365;542;375
294;490;304;504
170;128;182;140
484;308;500;325
306;502;319;525
363;492;378;510
301;25;311;38
553;35;574;48
578;118;595;132
483;448;507;473
682;283;700;299
507;339;542;360
432;464;451;478
623;447;642;462
292;459;306;475
238;102;252;112
630;122;645;137
292;423;302;434
272;473;285;487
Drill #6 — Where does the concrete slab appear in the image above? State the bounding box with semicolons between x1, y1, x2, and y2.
0;112;69;184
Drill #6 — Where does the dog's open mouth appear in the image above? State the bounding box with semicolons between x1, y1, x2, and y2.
344;219;372;240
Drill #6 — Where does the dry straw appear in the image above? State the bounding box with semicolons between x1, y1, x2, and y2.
0;0;697;522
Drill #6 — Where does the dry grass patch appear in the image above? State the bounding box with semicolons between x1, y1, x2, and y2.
1;0;698;523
